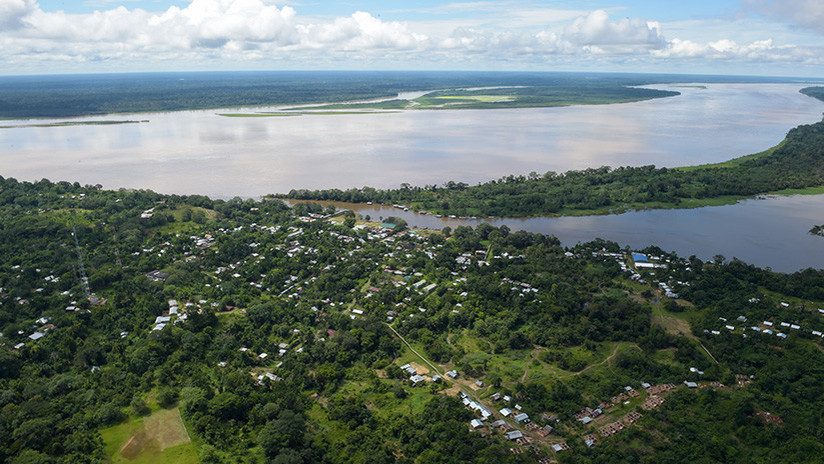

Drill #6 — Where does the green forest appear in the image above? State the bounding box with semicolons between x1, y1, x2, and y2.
1;176;824;463
285;87;824;218
0;71;804;119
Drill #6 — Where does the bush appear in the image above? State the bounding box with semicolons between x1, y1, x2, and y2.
157;387;178;409
130;396;150;416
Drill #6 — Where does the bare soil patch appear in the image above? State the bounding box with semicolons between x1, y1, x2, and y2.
409;362;429;375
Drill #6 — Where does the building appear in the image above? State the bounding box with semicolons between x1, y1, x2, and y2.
513;413;530;423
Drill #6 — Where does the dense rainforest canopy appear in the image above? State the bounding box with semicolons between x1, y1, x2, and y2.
0;177;823;463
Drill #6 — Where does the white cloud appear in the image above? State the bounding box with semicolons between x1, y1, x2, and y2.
652;38;824;65
746;0;824;34
0;2;821;73
564;10;665;50
299;11;427;50
0;0;36;30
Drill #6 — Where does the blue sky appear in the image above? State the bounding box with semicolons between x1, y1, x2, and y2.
4;0;824;76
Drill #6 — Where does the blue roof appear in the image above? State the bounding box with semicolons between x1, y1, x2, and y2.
632;253;649;262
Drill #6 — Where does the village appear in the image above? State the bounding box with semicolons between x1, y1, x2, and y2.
0;192;819;463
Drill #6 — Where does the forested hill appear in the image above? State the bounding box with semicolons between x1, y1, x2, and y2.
285;88;824;218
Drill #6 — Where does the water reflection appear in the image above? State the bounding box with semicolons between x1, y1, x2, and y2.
0;84;821;198
289;194;824;273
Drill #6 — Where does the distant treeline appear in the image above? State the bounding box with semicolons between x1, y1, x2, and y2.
285;87;824;217
0;71;810;118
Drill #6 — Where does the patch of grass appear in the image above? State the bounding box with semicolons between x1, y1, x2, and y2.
284;99;410;111
770;185;824;196
217;112;300;117
100;407;196;464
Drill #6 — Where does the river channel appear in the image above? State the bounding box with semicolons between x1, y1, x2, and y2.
1;82;823;271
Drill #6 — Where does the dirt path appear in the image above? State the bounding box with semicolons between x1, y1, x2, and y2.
521;358;531;383
559;343;636;379
387;324;442;376
700;342;720;364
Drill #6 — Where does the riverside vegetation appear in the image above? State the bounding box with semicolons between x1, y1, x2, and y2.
286;87;824;218
1;177;824;463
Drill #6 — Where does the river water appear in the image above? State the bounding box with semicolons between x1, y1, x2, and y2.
1;82;823;271
288;195;824;273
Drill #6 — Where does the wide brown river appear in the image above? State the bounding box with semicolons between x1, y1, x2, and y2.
2;83;824;271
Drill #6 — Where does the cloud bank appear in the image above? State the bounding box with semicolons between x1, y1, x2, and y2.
1;0;821;73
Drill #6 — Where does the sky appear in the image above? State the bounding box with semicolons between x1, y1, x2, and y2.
2;0;824;76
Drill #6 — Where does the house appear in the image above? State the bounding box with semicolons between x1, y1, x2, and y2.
446;370;459;378
490;419;508;430
505;431;523;441
475;380;484;387
410;374;425;384
513;413;530;423
580;416;592;425
28;331;45;341
470;419;484;429
500;408;512;417
684;381;698;388
551;443;570;452
584;436;598;447
490;392;502;401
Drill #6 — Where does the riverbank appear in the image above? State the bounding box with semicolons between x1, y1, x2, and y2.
282;111;824;219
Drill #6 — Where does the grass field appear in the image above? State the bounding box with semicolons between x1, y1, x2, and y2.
100;407;198;464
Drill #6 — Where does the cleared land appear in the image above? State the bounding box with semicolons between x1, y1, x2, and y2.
100;407;196;464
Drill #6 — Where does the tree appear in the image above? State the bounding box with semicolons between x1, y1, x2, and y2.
157;386;178;408
130;396;150;416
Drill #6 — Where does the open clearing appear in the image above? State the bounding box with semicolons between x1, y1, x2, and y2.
101;407;197;464
653;314;695;339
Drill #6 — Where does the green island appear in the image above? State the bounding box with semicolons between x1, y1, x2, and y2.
283;85;679;112
284;87;824;218
1;176;824;463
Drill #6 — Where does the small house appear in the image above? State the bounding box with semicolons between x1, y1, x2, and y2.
513;413;530;423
